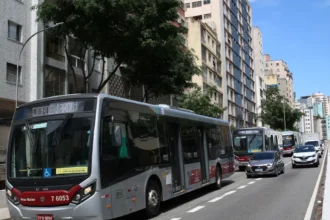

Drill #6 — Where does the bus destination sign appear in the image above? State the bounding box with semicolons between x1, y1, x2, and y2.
32;101;84;117
237;130;262;135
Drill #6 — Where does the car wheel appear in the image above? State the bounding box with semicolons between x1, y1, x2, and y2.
246;174;252;178
274;167;279;177
239;166;245;171
145;180;161;218
212;166;222;190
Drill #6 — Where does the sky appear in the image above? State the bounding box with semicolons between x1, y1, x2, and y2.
249;0;330;100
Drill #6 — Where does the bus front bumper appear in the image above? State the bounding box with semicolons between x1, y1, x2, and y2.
283;149;294;155
7;192;104;220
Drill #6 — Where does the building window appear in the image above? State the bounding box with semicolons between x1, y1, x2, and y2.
8;21;22;42
204;0;211;4
185;3;190;8
6;63;21;84
192;1;202;7
204;13;212;19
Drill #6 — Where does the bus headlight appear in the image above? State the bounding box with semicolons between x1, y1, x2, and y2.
71;182;96;205
6;187;20;205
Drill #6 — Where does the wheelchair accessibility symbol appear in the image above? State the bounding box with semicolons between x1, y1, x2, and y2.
43;168;52;178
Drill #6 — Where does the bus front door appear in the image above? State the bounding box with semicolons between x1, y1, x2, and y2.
198;128;208;184
167;122;184;193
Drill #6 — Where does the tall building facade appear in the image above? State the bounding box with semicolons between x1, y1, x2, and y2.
326;115;330;140
264;54;294;106
186;18;223;108
252;27;266;126
307;93;329;116
313;102;324;118
185;0;255;128
301;106;314;133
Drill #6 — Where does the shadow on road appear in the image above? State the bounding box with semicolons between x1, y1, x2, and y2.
114;180;235;220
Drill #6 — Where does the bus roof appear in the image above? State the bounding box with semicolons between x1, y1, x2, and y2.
16;93;229;126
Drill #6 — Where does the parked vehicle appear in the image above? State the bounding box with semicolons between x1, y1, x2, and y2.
292;145;319;168
245;151;284;178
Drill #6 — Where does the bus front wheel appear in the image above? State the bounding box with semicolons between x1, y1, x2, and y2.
145;180;161;218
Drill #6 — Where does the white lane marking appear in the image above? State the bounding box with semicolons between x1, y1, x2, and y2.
170;218;181;220
304;147;328;220
208;195;225;203
187;206;205;213
255;178;262;181
248;181;255;184
237;185;247;189
285;162;291;166
0;190;5;192
208;190;237;203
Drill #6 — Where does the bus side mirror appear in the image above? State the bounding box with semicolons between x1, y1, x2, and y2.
112;126;122;147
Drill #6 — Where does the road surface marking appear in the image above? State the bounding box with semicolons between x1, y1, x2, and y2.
255;178;262;181
187;206;205;213
208;190;237;203
208;195;225;203
304;147;328;220
248;181;255;184
285;162;291;166
237;185;247;189
0;190;5;192
170;218;181;220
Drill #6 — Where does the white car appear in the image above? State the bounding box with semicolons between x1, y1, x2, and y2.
292;145;319;168
304;140;322;158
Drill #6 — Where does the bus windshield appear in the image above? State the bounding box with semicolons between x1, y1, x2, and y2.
283;135;294;147
9;116;93;179
233;134;263;153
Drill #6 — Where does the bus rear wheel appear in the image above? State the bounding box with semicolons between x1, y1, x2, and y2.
212;166;222;190
145;180;161;218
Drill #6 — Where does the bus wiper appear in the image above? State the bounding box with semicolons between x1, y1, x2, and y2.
25;120;35;148
249;134;257;145
51;113;73;147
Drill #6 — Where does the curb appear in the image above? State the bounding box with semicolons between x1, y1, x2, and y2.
322;146;330;220
304;145;328;220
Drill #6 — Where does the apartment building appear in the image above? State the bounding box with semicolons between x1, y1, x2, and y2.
185;0;255;128
252;27;266;126
264;54;294;106
264;69;278;89
313;102;324;118
307;93;329;116
186;18;223;109
300;105;314;133
326;115;330;140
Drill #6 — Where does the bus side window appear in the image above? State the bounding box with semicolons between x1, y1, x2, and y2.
157;117;169;164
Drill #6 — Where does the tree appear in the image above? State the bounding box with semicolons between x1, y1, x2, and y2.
33;0;200;97
259;87;304;130
179;87;223;118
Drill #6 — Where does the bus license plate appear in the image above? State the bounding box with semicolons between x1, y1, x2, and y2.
37;214;54;220
255;168;263;172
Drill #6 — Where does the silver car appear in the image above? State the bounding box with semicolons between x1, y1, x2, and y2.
246;151;285;178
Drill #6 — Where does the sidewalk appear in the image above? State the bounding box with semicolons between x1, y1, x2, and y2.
322;147;330;220
0;207;10;220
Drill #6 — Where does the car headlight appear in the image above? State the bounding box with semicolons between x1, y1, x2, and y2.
267;163;273;167
247;163;252;167
312;154;316;157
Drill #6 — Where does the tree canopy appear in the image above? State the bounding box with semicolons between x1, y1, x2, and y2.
259;87;304;130
33;0;200;96
179;87;223;118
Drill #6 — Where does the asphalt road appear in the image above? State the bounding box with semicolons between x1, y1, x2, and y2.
147;156;323;220
0;153;324;220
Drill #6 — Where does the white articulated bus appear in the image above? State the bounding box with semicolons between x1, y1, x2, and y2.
5;94;235;220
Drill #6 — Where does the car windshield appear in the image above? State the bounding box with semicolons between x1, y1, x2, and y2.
250;152;274;160
283;135;294;147
295;146;315;153
9;116;93;179
233;134;263;153
305;141;318;146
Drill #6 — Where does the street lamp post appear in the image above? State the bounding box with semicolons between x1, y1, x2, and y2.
15;22;64;108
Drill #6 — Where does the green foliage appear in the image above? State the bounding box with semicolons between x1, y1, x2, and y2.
33;0;200;96
259;87;304;130
179;87;223;118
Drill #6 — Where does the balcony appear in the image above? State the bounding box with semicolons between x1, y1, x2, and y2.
46;42;65;62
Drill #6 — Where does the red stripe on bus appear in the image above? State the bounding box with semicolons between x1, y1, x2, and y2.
12;185;81;207
189;169;202;184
